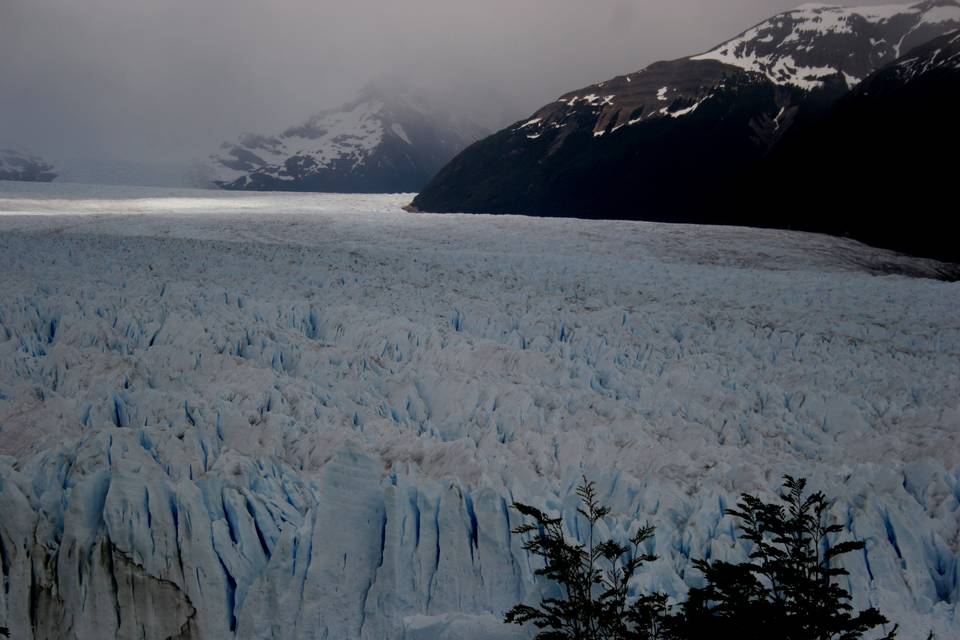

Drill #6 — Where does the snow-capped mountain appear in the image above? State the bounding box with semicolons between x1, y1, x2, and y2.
692;0;960;88
412;0;960;250
0;148;57;182
212;86;487;193
505;0;960;143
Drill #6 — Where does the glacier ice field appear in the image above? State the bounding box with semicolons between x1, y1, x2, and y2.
0;182;957;639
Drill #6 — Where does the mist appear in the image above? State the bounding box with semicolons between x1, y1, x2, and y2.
1;0;866;183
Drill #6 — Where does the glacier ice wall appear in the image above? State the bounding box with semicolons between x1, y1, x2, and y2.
0;187;957;639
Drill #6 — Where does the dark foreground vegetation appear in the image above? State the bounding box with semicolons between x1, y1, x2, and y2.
506;476;897;640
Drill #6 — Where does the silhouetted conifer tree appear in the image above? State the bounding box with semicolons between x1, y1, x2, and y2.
504;478;667;640
505;475;897;640
677;475;897;640
504;477;670;639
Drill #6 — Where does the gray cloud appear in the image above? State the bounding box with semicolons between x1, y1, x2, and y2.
0;0;867;180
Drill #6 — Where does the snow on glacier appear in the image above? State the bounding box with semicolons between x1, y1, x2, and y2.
0;181;958;639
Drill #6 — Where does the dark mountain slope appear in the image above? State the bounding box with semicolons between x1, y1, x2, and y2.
414;68;840;221
412;1;960;244
743;29;960;264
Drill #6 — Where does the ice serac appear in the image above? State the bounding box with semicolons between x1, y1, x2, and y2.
242;443;385;639
0;184;959;639
210;84;487;193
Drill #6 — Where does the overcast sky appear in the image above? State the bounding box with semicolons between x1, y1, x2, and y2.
1;0;868;173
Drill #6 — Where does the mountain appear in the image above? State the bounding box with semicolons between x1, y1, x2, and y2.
0;148;57;182
212;86;487;193
689;0;960;88
741;28;960;263
411;1;960;233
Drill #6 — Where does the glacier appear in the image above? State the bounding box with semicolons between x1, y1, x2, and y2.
0;181;957;639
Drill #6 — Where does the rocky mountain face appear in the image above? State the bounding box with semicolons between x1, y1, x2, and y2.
690;0;960;88
212;87;487;193
412;1;960;259
743;28;960;263
0;149;57;182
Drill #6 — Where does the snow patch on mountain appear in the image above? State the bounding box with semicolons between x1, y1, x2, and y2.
892;29;960;75
692;0;960;88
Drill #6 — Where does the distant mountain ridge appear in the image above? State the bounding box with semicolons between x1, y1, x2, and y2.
0;149;57;182
411;1;960;262
212;86;487;193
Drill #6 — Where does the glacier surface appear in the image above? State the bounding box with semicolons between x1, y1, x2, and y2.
0;181;957;639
